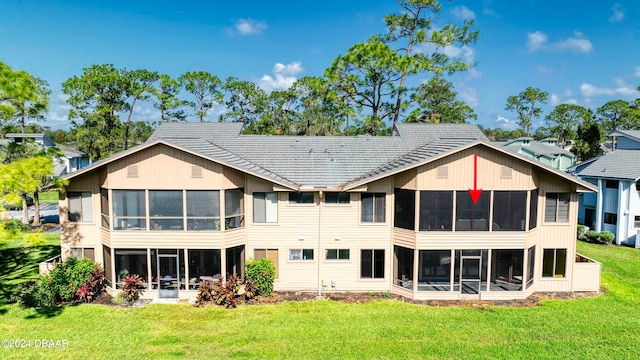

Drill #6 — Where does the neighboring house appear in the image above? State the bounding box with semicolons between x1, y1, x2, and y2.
499;137;576;171
571;130;640;247
2;133;89;176
59;122;599;301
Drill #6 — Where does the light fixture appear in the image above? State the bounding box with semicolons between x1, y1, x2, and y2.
299;236;304;241
335;236;340;241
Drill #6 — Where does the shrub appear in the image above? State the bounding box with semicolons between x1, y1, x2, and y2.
24;231;47;247
585;230;615;244
244;280;256;300
245;258;276;296
14;281;56;308
121;274;144;303
577;224;586;239
196;280;216;306
214;275;243;308
112;292;127;305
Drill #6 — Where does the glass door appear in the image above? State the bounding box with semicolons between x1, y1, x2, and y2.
158;254;179;298
460;256;481;295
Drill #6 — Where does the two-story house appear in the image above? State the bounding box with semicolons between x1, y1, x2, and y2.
572;129;640;247
1;133;88;175
498;137;576;171
59;123;599;300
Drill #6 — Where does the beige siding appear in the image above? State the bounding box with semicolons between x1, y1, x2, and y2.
394;169;417;189
573;261;602;291
393;228;416;248
109;231;224;249
416;232;527;249
106;144;244;190
417;147;535;190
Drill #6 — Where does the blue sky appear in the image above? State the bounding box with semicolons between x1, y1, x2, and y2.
2;0;640;132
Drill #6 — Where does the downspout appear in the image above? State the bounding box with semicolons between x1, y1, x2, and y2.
626;180;632;245
317;191;323;298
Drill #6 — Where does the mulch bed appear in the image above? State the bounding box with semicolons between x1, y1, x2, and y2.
91;289;601;308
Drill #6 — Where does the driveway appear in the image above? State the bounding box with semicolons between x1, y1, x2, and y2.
3;203;60;224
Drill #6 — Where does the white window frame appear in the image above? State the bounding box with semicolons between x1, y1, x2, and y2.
253;192;278;223
325;249;350;260
68;191;93;223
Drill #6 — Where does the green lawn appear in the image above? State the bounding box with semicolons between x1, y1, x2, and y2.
37;191;60;204
1;241;639;359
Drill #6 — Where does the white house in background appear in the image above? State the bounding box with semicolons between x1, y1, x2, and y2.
498;137;576;171
1;133;88;176
571;130;640;247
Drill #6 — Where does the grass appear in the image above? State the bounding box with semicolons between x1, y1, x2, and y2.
37;191;59;204
0;241;639;359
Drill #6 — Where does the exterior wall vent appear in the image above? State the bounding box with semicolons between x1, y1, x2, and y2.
191;165;203;178
500;165;512;179
437;166;448;179
127;165;138;178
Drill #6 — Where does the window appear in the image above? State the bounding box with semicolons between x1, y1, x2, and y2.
115;249;148;289
100;188;109;228
289;192;314;204
490;249;524;291
604;212;617;225
361;249;385;279
394;246;413;289
325;192;350;204
68;192;93;222
255;249;279;278
186;191;220;230
418;250;451;291
544;193;570;223
70;247;95;261
419;191;453;231
326;249;350;260
254;192;278;223
635;216;640;228
289;249;314;260
529;189;538;230
542;248;566;278
394;189;415;230
225;188;244;230
492;191;526;231
455;191;490;231
112;190;146;230
361;193;386;223
188;250;221;288
605;180;619;189
526;246;535;288
149;191;183;230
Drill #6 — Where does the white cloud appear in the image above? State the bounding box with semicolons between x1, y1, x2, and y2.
442;44;475;65
451;6;475;20
456;84;478;107
257;62;304;92
527;31;548;52
580;80;640;98
609;3;625;22
550;90;577;106
495;115;517;130
527;31;593;54
235;18;267;35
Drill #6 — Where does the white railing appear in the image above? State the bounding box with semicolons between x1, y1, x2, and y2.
38;254;61;275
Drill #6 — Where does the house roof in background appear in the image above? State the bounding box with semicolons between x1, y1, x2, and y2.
574;150;640;181
608;129;640;144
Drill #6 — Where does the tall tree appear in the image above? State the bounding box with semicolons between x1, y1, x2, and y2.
406;76;476;123
597;99;639;133
122;69;158;150
247;90;297;135
571;117;603;161
544;103;590;143
505;87;548;137
383;0;479;130
179;71;223;122
63;64;128;160
220;77;268;127
326;37;402;135
0;61;50;136
152;74;189;123
291;76;350;135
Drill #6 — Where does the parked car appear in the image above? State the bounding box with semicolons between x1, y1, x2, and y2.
2;194;34;210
